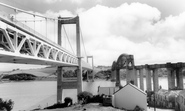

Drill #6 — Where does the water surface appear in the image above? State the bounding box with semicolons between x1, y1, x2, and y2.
0;78;176;111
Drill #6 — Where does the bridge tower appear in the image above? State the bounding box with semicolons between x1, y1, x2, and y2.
57;16;82;102
115;54;137;87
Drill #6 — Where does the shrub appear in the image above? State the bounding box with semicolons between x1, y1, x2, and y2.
77;91;93;104
0;98;14;111
44;97;73;109
64;97;73;106
90;94;104;103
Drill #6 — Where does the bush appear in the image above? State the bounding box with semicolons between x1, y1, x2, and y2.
0;98;14;111
44;97;73;109
90;94;104;103
77;91;93;104
64;97;73;106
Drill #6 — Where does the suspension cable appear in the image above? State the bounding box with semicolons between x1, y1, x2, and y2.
80;26;87;57
62;25;75;54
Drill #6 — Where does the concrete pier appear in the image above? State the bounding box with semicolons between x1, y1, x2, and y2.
57;66;63;102
152;68;159;92
167;63;176;90
127;69;137;86
116;69;120;87
86;70;89;82
167;68;176;90
145;65;152;92
111;70;116;81
134;69;138;86
139;68;144;91
176;68;183;90
111;61;117;82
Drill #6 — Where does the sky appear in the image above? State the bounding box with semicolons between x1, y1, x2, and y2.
1;0;185;70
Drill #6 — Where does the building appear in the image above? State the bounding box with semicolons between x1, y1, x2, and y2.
112;83;147;111
155;89;180;109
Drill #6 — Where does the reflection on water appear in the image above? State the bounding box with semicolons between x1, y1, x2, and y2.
0;78;177;111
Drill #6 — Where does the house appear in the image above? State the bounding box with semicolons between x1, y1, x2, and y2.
112;83;147;111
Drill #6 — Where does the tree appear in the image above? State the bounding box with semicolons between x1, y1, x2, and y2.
0;98;14;111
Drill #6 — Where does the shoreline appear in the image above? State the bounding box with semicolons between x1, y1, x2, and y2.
0;76;173;84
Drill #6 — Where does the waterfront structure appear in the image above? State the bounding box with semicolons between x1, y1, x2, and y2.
112;83;147;111
112;56;185;93
136;63;185;92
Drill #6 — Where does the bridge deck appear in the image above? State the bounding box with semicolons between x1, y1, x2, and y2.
0;14;92;70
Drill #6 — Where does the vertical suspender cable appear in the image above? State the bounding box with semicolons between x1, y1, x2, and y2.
80;26;87;57
46;18;47;38
34;14;35;34
54;19;55;43
62;25;75;54
14;9;17;25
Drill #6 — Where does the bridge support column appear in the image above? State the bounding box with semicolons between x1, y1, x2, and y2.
57;66;63;103
167;69;176;90
86;70;89;82
176;67;183;90
76;16;83;94
111;61;117;82
92;70;94;82
167;63;175;90
77;57;83;94
127;69;137;86
145;65;152;92
153;68;159;92
134;69;138;86
139;68;144;91
116;69;121;87
111;70;116;81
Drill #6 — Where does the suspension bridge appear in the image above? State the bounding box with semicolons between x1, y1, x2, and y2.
0;2;93;102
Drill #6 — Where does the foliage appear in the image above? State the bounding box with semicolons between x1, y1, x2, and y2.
2;73;36;81
77;91;105;105
89;94;104;103
95;69;111;79
0;98;14;111
62;70;77;78
77;91;93;104
44;97;73;109
64;97;73;106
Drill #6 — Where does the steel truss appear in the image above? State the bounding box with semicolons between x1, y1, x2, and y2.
0;20;78;66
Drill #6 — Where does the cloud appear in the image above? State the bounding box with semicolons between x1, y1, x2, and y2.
45;10;74;17
45;0;62;4
78;3;185;66
75;8;86;15
44;0;85;4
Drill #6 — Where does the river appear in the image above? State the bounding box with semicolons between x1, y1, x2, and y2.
0;77;176;111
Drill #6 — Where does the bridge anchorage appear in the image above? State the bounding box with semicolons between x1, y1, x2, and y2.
111;53;185;92
0;2;93;103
